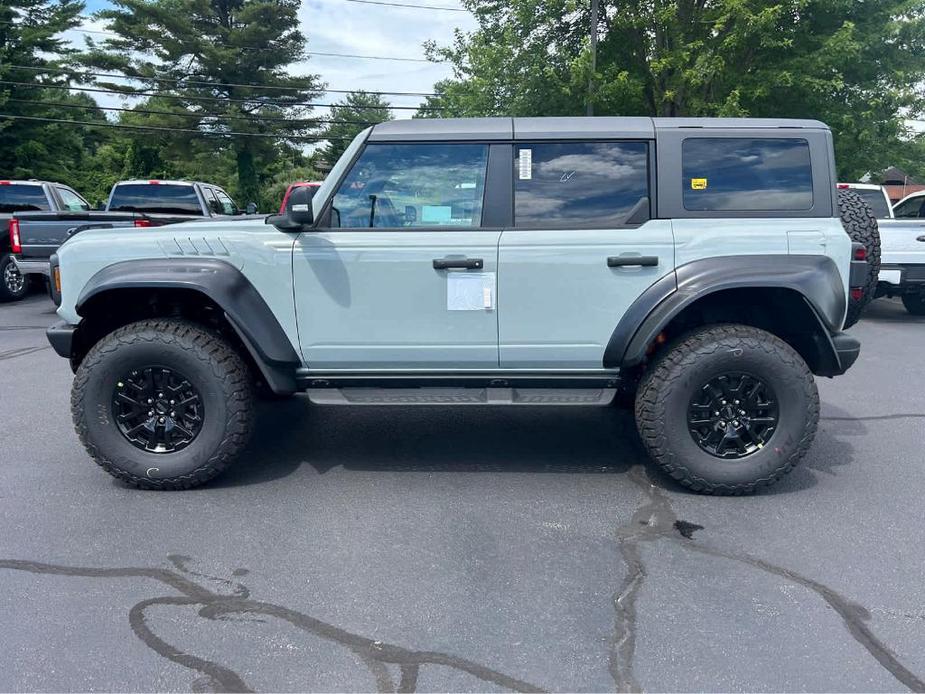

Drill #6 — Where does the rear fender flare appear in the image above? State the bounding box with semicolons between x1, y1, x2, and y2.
605;254;847;369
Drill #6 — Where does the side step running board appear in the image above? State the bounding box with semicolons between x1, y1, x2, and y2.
307;387;617;406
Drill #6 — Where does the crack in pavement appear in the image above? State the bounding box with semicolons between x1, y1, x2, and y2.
0;555;545;693
822;413;925;422
610;466;925;693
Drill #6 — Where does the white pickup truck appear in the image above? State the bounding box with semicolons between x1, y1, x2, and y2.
840;183;925;315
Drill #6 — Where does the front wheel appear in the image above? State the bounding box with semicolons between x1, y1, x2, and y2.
72;319;256;489
901;293;925;316
635;324;819;495
0;253;29;302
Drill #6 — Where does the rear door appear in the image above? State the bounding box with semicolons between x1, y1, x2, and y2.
293;141;502;369
498;140;675;368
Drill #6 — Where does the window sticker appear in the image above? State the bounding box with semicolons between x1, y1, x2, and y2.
447;272;495;311
518;149;532;180
691;178;708;190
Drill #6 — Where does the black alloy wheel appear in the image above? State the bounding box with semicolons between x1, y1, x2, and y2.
111;366;204;453
687;372;779;459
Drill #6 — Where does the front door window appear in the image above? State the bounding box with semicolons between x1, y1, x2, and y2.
330;143;489;228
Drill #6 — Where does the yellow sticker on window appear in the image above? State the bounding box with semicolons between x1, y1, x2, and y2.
691;178;708;190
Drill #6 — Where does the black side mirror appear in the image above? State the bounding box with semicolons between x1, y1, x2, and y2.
286;185;314;225
245;202;257;215
266;184;314;230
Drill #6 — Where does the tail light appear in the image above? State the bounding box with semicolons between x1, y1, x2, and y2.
133;218;153;228
853;245;867;261
9;219;21;253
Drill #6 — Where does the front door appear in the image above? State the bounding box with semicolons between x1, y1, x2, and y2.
293;142;501;369
498;140;676;368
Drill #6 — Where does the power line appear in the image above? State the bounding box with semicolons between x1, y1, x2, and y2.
341;0;467;10
0;80;444;111
3;97;384;127
0;19;446;62
0;112;358;141
4;63;439;96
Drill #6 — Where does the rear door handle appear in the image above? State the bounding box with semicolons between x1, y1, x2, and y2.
917;235;925;242
607;255;659;268
433;257;484;270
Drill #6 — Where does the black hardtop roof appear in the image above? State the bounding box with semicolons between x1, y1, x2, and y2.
367;116;830;142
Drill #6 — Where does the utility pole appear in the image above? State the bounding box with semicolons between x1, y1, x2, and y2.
587;0;599;116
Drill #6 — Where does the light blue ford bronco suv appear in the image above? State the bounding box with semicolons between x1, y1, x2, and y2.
46;117;873;494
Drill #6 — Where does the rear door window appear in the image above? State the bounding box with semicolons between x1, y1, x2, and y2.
330;143;489;228
682;138;813;211
108;184;204;215
55;186;90;211
514;142;650;228
202;188;223;215
0;184;50;212
213;188;239;215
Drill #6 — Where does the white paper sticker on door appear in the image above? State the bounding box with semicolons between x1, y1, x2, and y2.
447;272;495;311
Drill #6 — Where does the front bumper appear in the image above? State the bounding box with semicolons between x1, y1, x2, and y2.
47;320;77;359
11;257;51;277
831;331;861;374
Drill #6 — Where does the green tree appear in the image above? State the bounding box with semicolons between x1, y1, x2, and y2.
82;0;323;203
423;0;925;178
320;90;393;164
0;0;107;183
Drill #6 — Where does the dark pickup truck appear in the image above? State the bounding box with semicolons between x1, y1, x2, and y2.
1;180;96;301
10;180;256;298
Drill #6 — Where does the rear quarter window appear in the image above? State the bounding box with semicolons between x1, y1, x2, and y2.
0;185;50;212
108;184;204;215
682;138;813;212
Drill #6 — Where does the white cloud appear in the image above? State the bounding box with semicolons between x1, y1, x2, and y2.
296;0;477;115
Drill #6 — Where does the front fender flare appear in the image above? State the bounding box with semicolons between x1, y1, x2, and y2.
76;258;299;393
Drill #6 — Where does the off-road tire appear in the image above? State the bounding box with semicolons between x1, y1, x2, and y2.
901;293;925;316
635;324;819;495
837;189;881;328
0;252;28;302
72;319;255;489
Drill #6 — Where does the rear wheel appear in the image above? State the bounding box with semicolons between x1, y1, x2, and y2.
635;324;819;495
837;189;881;328
0;253;28;302
901;293;925;316
72;319;255;489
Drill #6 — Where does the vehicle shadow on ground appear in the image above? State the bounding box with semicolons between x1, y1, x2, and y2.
217;398;648;489
214;397;858;497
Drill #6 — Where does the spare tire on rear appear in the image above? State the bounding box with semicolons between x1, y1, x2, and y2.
837;189;881;329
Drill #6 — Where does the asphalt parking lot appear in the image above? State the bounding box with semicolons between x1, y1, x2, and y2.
1;292;924;693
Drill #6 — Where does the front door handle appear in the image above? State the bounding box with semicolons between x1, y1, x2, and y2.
608;255;659;268
433;257;484;270
916;235;925;242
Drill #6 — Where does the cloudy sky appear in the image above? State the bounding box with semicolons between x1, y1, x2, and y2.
65;0;479;120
